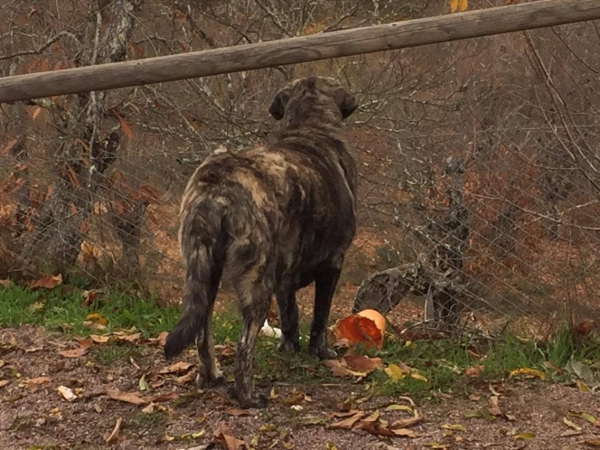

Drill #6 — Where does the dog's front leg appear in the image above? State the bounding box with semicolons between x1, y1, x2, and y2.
308;260;342;360
276;289;301;353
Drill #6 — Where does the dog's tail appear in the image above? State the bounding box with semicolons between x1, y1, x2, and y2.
164;199;227;359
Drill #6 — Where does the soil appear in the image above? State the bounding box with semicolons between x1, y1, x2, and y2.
1;325;599;450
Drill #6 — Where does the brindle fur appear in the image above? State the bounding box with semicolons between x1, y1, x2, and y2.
164;76;359;408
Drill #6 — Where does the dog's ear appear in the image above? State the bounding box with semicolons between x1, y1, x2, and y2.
335;88;358;119
269;88;291;121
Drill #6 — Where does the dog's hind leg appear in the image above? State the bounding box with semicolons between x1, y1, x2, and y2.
195;263;225;388
276;289;301;353
308;257;343;360
231;278;272;408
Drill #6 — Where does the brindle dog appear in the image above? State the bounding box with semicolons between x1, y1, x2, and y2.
164;76;359;408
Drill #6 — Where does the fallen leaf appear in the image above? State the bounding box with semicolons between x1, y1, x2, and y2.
560;429;582;437
563;417;582;431
410;372;428;383
450;0;459;13
384;364;405;381
106;388;150;406
465;365;484;378
142;403;155;414
441;424;467;432
148;331;168;347
329;411;366;429
509;367;545;381
114;332;142;343
462;409;481;418
568;411;596;424
225;408;251;417
577;380;591;392
85;313;108;326
0;279;11;288
58;348;87;358
391;416;423;428
385;404;414;414
176;370;196;385
514;432;535;441
583;439;600;447
90;334;110;344
57;385;77;402
139;374;149;392
29;274;62;290
0;380;10;388
323;359;367;378
468;394;480;401
150;391;178;403
159;361;193;375
342;351;383;373
354;420;396;437
284;389;305;405
104;417;122;444
0;360;4;367
392;428;417;437
214;420;245;450
488;396;502;416
25;377;50;385
330;410;362;418
459;0;468;12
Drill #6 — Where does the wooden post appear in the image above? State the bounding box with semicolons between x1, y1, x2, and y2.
1;0;599;103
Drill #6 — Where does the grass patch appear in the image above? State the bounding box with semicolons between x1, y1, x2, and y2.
2;282;599;398
0;283;179;337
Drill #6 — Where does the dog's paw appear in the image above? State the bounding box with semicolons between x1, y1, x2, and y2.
278;338;301;354
228;387;268;409
308;345;337;360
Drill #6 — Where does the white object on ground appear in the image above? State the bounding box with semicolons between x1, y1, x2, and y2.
261;319;282;338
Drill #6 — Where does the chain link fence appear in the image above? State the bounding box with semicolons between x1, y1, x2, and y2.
1;0;599;338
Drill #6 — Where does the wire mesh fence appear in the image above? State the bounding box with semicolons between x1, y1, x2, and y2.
1;0;599;338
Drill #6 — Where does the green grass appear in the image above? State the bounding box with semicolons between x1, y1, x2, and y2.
0;282;179;337
2;282;599;399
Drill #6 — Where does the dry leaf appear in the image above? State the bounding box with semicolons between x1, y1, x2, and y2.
176;370;196;385
113;110;134;140
29;274;62;290
114;332;142;343
577;380;591;392
106;388;150;406
105;417;122;444
563;417;582;431
441;424;466;432
214;421;245;450
0;380;10;388
329;411;366;429
57;385;77;402
385;404;414;414
141;403;155;414
148;331;168;347
465;365;483;378
159;361;193;375
225;408;251;417
392;428;417;438
508;367;545;381
450;0;459;13
90;334;110;344
514;432;535;441
342;351;383;373
150;391;178;403
85;313;108;326
391;416;423;429
459;0;468;12
488;396;502;416
58;348;87;358
323;359;367;378
583;439;600;447
25;376;50;385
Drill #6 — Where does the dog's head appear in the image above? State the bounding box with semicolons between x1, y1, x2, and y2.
269;76;358;127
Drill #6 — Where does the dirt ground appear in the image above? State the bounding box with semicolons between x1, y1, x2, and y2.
1;325;599;450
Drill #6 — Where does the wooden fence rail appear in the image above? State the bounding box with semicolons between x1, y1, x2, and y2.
1;0;599;103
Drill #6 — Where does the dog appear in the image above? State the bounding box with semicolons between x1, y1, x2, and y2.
164;76;359;408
